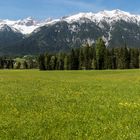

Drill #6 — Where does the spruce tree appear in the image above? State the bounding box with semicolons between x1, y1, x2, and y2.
95;38;106;70
50;56;56;70
38;54;46;70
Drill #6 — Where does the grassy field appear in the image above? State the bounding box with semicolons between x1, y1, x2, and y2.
0;70;140;140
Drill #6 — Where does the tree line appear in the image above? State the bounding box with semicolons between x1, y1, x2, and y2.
1;38;140;70
38;38;140;70
0;56;38;69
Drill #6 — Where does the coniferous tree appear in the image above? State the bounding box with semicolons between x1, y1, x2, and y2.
38;54;46;70
105;49;112;69
83;44;92;69
56;53;64;70
0;58;3;69
110;48;117;69
123;46;130;69
91;58;97;69
96;38;106;69
50;56;57;70
64;55;70;70
130;48;139;69
70;49;79;70
79;48;84;70
44;53;51;70
139;53;140;68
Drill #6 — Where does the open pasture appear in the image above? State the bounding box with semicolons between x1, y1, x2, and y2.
0;70;140;139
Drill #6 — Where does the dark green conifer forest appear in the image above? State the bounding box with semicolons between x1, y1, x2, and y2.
38;38;140;70
1;38;140;70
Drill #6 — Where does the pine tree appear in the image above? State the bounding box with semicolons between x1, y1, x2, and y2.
64;55;70;70
70;49;79;70
91;58;96;69
56;53;64;70
123;46;130;69
44;53;51;70
83;44;92;70
95;38;106;69
49;56;57;70
38;54;46;70
79;48;84;70
105;49;112;69
110;48;117;69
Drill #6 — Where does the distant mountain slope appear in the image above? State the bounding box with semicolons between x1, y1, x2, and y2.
0;24;23;55
1;9;140;55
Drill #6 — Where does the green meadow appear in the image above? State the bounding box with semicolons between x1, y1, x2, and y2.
0;70;140;140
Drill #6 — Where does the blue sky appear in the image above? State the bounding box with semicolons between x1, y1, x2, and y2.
0;0;140;20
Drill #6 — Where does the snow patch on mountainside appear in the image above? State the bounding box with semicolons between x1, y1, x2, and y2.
0;24;20;33
0;17;47;34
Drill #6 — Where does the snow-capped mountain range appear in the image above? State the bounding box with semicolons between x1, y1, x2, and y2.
1;9;140;55
1;9;140;34
61;9;140;24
